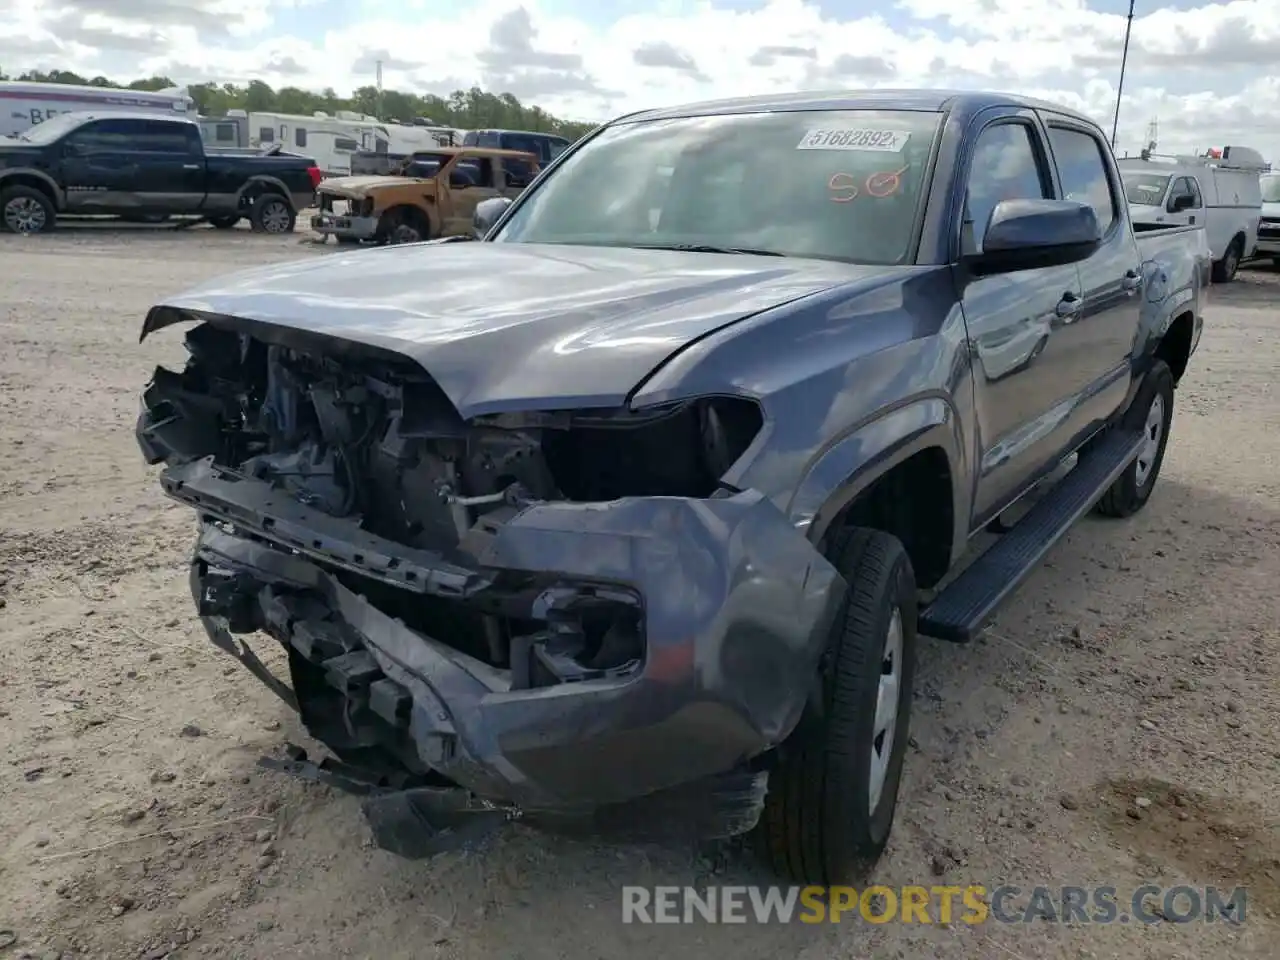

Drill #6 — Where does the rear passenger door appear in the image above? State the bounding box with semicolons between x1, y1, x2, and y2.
497;155;537;196
958;112;1086;528
1042;117;1142;444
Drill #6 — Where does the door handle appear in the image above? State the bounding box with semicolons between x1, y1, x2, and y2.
1055;292;1082;320
1121;270;1143;292
1188;215;1196;225
182;163;200;170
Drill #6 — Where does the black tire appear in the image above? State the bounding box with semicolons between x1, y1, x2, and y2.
1272;256;1280;270
378;210;428;245
757;527;917;884
0;184;56;234
1095;359;1174;518
249;195;296;234
208;215;240;229
1212;237;1242;283
335;236;361;245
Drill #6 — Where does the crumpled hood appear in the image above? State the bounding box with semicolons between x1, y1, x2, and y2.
142;241;910;418
318;175;428;196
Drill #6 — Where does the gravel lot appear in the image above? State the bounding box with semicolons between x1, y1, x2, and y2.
1;224;1277;960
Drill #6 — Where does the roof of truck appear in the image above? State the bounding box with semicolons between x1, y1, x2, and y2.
620;89;1099;127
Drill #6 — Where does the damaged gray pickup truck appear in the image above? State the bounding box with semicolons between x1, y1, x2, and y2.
135;90;1208;884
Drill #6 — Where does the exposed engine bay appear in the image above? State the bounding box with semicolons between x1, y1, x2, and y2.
139;321;765;690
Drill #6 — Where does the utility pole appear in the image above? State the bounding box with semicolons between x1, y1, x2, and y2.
1111;0;1136;148
375;59;383;119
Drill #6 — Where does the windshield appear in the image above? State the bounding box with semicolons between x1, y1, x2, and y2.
1122;172;1171;206
491;109;943;264
1262;174;1280;203
18;113;90;144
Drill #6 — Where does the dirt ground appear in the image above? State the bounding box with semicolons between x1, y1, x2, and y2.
1;223;1277;960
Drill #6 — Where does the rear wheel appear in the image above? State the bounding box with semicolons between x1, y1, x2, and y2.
1094;359;1174;518
249;195;296;234
1;185;56;234
757;527;917;884
1212;237;1243;283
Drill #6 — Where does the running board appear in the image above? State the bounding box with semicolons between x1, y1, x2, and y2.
919;429;1144;643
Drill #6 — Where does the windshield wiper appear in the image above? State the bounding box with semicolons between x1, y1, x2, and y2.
633;243;787;257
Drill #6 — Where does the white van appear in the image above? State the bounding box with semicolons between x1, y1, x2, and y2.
1119;146;1268;282
0;81;194;137
1256;172;1280;265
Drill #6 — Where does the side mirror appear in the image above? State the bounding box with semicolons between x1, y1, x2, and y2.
968;198;1101;275
473;196;513;238
1168;193;1193;213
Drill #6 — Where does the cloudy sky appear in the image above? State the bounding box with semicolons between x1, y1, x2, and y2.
2;0;1279;160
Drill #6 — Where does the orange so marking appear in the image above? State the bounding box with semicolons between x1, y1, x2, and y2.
828;172;859;202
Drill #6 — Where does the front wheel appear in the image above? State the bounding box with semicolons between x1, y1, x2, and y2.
1212;238;1242;283
1095;359;1174;518
249;195;296;234
757;527;917;884
1;185;56;234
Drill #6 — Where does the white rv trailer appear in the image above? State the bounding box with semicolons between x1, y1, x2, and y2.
200;110;464;175
199;109;384;176
0;80;195;138
1119;145;1269;282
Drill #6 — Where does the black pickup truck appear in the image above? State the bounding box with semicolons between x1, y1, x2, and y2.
0;111;321;234
135;89;1210;884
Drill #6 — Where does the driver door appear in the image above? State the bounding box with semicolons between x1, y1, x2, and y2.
59;118;143;212
1163;177;1201;227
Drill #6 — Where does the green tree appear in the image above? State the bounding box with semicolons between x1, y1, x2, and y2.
2;68;598;139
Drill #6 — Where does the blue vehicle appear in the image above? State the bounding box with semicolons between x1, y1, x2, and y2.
461;128;570;165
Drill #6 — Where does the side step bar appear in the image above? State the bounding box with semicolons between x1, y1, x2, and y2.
919;429;1144;643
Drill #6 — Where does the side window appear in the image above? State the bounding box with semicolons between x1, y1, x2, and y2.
66;118;149;152
1166;177;1194;213
1186;177;1203;208
502;157;535;188
452;158;494;188
215;123;235;143
964;122;1049;253
258;127;274;143
334;137;359;152
1047;125;1117;234
479;132;500;148
295;127;307;147
140;120;195;153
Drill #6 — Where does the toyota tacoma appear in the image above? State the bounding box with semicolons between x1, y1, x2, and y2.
135;90;1210;883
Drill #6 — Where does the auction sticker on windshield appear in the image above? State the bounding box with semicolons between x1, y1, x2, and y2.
797;128;910;152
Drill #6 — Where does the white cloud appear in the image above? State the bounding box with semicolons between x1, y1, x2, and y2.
3;0;1280;161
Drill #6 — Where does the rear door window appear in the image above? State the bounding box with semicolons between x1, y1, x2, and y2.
1047;124;1118;234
